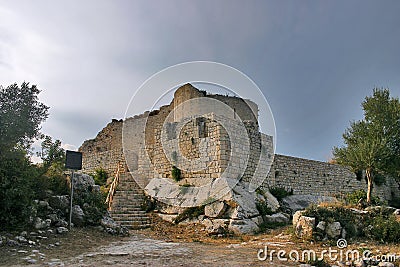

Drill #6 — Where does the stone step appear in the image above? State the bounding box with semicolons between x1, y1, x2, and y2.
112;217;150;223
121;223;151;230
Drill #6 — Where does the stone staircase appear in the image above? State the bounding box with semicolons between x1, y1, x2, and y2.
109;172;151;229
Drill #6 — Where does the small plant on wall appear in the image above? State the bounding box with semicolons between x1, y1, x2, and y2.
171;166;182;182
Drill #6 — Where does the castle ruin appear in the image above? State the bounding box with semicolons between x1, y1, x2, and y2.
79;84;399;232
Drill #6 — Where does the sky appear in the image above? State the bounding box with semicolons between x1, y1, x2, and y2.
1;0;400;162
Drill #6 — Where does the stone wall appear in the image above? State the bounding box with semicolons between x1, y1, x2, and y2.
79;84;398;202
263;154;398;201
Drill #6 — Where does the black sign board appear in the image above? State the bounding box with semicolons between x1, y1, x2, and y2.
65;150;82;170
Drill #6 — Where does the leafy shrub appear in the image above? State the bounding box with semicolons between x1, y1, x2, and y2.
345;189;381;205
0;155;35;229
93;168;108;186
303;205;357;238
171;166;182;182
269;186;293;201
364;215;400;243
256;201;273;216
74;189;107;226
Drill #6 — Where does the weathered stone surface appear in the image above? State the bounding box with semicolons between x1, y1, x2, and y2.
49;195;70;211
202;218;229;235
251;216;263;226
56;227;69;234
34;217;50;230
264;212;289;224
157;214;178;223
292;210;305;226
263;190;280;212
295;216;315;239
72;173;95;191
71;205;85;226
159;205;185;215
228;219;258;234
316;221;326;232
282;195;337;214
222;182;259;219
326;221;342;239
101;215;129;235
204;201;226;218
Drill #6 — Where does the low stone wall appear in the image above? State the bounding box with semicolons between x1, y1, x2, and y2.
263;154;398;201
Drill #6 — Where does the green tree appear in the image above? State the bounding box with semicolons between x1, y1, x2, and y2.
0;82;49;156
0;82;49;228
333;88;400;204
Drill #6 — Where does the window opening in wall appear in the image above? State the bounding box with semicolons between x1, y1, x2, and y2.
196;117;207;138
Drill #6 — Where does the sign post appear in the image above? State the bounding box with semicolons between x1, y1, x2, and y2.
65;150;82;230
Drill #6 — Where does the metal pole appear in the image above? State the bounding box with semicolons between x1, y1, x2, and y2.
69;170;74;230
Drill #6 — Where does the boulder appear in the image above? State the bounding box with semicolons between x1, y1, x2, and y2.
34;217;50;230
326;221;342;239
56;227;69;234
316;221;326;232
49;195;70;211
295;216;315;239
282;195;337;215
264;212;290;224
222;182;259;219
292;210;305;226
264;190;280;212
55;219;68;228
71;205;85;226
100;215;129;236
202;218;229;235
251;216;264;226
72;173;95;192
228;218;259;234
205;201;226;218
157;214;178;223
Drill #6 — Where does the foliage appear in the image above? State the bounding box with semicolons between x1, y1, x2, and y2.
255;201;273;216
174;206;205;224
345;189;381;206
0;82;49;154
93;168;108;186
303;205;357;238
0;154;36;229
333;88;400;203
171;165;182;182
303;204;400;243
268;186;293;201
0;83;49;229
74;189;107;226
364;214;400;243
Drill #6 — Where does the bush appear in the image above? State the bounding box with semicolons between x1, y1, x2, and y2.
303;205;357;238
73;189;107;226
269;186;293;201
0;154;35;229
256;201;273;216
93;168;108;186
171;166;182;182
364;215;400;243
345;189;381;206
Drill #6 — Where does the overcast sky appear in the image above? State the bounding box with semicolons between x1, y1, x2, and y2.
1;0;399;161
